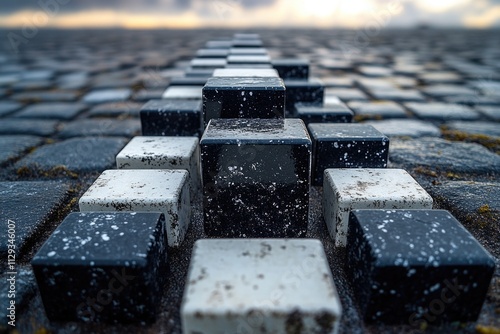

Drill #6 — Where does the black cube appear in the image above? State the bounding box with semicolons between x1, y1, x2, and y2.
348;209;495;325
31;212;168;323
202;76;285;125
295;102;353;125
140;99;202;137
200;118;311;238
284;78;324;115
272;58;310;80
308;124;389;186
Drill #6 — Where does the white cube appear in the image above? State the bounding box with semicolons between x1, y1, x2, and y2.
79;169;190;247
116;136;200;196
181;239;342;334
323;168;433;247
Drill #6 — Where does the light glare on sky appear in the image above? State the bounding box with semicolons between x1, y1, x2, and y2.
0;0;499;29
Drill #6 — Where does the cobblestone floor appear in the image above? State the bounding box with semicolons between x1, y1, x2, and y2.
0;28;499;334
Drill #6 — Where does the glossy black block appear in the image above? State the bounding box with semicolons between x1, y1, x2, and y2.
200;119;311;238
272;58;309;80
202;77;285;125
31;212;168;323
140;99;202;137
295;102;353;125
308;124;389;186
348;209;495;325
284;78;324;115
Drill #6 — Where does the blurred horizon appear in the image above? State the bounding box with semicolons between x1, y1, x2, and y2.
0;0;499;29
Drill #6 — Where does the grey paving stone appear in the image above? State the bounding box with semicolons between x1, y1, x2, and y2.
21;70;54;81
0;181;70;259
11;91;80;103
444;95;500;107
82;89;132;104
419;71;463;84
0;135;44;166
0;74;19;86
444;121;500;137
369;88;426;102
11;80;53;92
476;106;500;121
426;181;500;257
390;137;500;174
87;102;142;118
132;89;164;102
0;119;59;136
13;103;87;121
358;66;392;77
58;119;141;138
14;137;127;174
405;102;480;121
0;267;37;331
0;101;22;117
348;101;408;120
321;77;354;88
421;85;477;98
365;119;441;138
325;88;369;102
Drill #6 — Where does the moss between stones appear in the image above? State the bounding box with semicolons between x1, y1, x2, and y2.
17;165;79;179
441;128;500;153
476;325;500;334
478;204;492;215
414;166;438;177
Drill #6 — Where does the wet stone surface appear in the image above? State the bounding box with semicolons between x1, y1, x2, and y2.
364;119;441;138
0;135;44;166
13;102;87;120
0;101;22;117
426;181;500;258
0;181;71;260
88;102;143;118
31;212;168;323
0;119;59;136
0;29;499;334
182;239;342;333
14;137;127;174
348;209;495;324
323;169;433;247
389;137;500;175
140;99;203;137
201;118;311;238
82;89;132;104
284;78;324;114
296;102;354;125
405;102;480;122
58;119;141;139
78;169;191;247
202;76;286;124
308;124;390;186
348;101;408;120
272;58;309;79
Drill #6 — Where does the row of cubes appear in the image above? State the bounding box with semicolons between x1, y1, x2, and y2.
29;34;495;333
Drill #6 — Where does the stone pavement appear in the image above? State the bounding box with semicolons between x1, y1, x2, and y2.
0;29;499;334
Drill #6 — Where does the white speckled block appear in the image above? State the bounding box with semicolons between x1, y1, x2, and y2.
116;136;200;197
323;168;433;247
79;169;190;247
181;239;342;334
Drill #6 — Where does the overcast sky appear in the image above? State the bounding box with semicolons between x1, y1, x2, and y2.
0;0;499;28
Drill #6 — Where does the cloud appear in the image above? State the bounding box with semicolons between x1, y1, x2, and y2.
0;0;277;14
0;0;499;28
